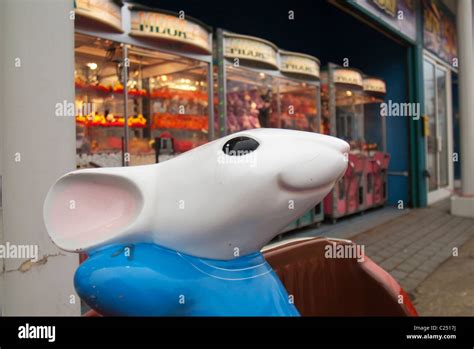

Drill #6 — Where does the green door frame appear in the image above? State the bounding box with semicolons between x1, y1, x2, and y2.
407;2;428;208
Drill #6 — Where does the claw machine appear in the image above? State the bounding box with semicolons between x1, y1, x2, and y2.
321;63;368;222
215;30;280;135
362;77;390;208
215;29;323;232
75;34;125;168
74;2;214;168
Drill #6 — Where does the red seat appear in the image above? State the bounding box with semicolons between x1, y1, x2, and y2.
263;237;417;316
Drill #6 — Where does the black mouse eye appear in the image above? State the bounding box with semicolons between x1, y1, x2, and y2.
223;137;259;155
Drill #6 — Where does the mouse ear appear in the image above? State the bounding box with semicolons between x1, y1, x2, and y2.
43;168;145;252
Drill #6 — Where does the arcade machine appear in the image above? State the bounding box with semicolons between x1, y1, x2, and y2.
74;2;214;168
321;64;367;223
215;31;322;136
362;77;390;208
215;30;323;231
215;30;280;135
74;33;131;168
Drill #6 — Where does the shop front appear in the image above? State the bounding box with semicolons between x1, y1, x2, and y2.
72;0;459;213
72;0;417;226
74;1;214;168
337;0;459;208
74;4;327;231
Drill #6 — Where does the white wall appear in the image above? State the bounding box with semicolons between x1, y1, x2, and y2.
0;0;80;315
0;0;6;315
451;0;474;217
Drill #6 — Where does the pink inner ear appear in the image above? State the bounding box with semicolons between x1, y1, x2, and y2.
46;174;143;250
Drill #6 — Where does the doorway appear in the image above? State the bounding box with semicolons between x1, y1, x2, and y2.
423;54;454;203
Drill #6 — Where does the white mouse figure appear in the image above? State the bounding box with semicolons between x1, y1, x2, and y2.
43;128;349;316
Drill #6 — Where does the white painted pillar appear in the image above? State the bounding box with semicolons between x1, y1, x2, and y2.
0;0;5;315
0;0;80;315
451;0;474;218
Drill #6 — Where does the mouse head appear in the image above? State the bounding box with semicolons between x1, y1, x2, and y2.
44;128;349;260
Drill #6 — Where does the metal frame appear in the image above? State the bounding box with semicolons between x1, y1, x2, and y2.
122;45;129;165
423;54;454;204
406;2;427;208
216;29;227;138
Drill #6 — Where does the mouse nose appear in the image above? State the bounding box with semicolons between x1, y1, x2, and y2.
323;135;350;154
278;136;349;191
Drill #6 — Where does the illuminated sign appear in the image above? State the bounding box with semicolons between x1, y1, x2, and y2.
333;69;363;87
75;0;123;32
130;10;212;53
279;51;320;79
224;34;278;69
363;78;387;93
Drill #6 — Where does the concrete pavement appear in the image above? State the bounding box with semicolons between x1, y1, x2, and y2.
352;200;474;293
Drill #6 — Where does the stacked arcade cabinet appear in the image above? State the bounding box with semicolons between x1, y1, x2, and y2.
215;29;324;231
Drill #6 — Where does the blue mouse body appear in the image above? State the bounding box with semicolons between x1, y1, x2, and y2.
75;243;300;316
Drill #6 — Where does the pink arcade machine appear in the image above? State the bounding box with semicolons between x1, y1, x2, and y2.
321;64;368;223
362;77;390;208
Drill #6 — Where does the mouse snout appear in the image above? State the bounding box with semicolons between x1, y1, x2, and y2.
325;136;350;154
278;137;349;191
